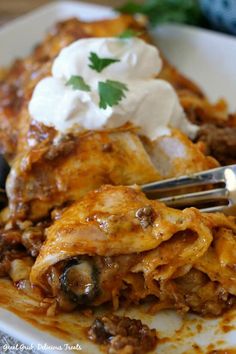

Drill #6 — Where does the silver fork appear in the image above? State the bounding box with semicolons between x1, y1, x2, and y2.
1;158;236;213
142;164;236;214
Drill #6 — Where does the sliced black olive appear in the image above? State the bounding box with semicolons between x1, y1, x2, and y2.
60;257;99;305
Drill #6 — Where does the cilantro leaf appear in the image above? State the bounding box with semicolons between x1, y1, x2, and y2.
117;0;204;28
118;28;143;38
117;1;143;14
98;80;129;109
66;75;91;91
89;52;120;73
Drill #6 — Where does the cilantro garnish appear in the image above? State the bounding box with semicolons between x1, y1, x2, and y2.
66;75;91;92
98;80;128;109
89;52;120;73
117;0;204;28
118;28;142;38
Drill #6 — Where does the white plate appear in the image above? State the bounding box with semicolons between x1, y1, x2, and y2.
0;1;236;353
152;24;236;112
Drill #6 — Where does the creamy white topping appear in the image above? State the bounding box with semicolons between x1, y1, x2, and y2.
52;37;162;82
29;37;198;140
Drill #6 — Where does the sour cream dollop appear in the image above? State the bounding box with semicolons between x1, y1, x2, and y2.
29;37;198;140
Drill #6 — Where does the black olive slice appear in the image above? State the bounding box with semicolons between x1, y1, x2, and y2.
60;257;99;305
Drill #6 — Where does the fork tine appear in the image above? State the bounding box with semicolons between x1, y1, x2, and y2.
142;166;227;193
157;187;227;207
142;165;236;214
199;205;228;213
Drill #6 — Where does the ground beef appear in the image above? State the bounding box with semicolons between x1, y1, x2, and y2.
197;124;236;165
0;221;46;276
173;269;235;316
0;229;27;277
135;206;155;229
21;223;47;257
0;229;22;252
88;315;158;354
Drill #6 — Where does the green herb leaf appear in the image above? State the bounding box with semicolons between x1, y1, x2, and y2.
98;80;129;109
89;52;120;73
117;1;143;14
117;0;204;28
117;28;143;38
66;75;91;92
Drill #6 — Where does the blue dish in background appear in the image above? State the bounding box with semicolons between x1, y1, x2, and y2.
200;0;236;35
